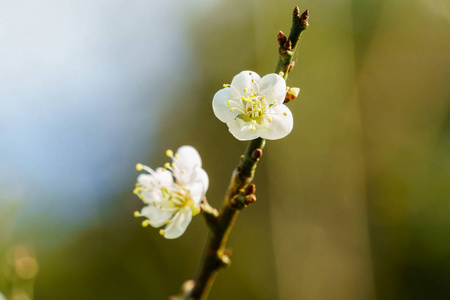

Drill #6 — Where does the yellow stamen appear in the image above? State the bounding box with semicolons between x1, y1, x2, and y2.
283;112;287;116
166;149;173;157
164;162;171;169
165;220;171;225
159;229;165;236
268;118;272;122
134;211;140;218
136;163;143;171
279;72;284;76
227;100;231;105
142;220;150;227
243;88;248;93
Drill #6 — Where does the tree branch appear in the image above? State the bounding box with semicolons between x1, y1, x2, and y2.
173;6;309;300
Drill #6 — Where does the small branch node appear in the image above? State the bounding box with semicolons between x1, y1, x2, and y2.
245;183;256;195
283;39;292;51
277;31;287;47
219;254;231;268
231;192;256;210
252;148;263;160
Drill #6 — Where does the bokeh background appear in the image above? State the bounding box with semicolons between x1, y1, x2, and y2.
1;0;450;299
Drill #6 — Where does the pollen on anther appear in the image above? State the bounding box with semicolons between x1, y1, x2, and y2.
166;149;173;157
268;118;272;122
159;229;165;236
227;101;231;106
251;128;255;131
243;88;248;93
134;211;140;218
165;220;171;225
283;112;287;116
223;84;230;88
142;220;150;227
136;163;143;171
164;162;171;169
279;72;284;76
230;108;233;112
251;79;255;83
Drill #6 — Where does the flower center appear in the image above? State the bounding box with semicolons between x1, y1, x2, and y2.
161;185;193;209
241;93;267;119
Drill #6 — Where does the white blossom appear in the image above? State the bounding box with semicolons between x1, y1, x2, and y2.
213;70;294;140
134;146;208;239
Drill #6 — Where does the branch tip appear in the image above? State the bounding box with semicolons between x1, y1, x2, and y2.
300;9;309;27
293;6;300;17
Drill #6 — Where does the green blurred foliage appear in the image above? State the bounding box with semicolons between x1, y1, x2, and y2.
2;0;450;299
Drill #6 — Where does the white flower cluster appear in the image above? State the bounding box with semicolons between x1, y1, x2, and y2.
134;71;296;238
134;146;208;239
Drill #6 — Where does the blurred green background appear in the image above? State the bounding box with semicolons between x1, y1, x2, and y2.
1;0;450;299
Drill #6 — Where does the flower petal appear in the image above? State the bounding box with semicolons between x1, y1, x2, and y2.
231;71;261;95
140;205;176;228
173;145;202;185
212;87;242;123
140;189;162;204
227;118;261;141
164;208;193;239
186;168;209;204
154;168;174;185
258;73;287;105
137;168;173;189
260;105;293;140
